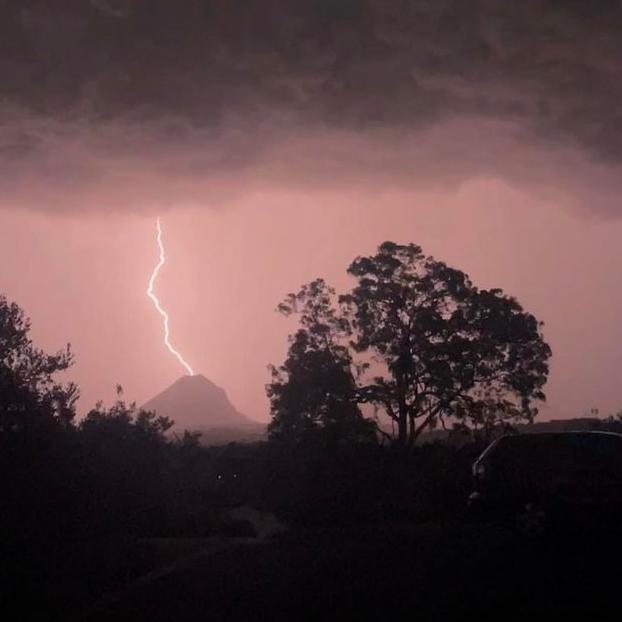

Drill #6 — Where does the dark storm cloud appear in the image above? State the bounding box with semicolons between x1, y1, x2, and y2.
1;0;622;212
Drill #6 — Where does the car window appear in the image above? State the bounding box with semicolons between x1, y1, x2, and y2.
488;435;570;469
484;434;622;479
569;434;622;475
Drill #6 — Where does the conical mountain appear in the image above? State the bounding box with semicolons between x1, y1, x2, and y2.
143;374;265;443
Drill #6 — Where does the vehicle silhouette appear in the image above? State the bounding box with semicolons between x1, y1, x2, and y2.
468;431;622;534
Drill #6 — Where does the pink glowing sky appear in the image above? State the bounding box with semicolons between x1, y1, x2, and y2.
2;173;621;422
2;1;622;422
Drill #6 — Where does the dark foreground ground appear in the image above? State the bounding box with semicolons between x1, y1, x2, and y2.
6;522;622;621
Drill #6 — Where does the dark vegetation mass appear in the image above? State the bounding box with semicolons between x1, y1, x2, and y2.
268;242;552;446
0;241;565;543
7;241;622;617
10;242;622;616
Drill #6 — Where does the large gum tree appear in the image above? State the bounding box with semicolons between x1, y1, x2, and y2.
269;243;551;446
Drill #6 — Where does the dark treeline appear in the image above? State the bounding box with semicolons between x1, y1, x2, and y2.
0;383;479;541
0;242;559;543
0;294;256;542
0;241;561;543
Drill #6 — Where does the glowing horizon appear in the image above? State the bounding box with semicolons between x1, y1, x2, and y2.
146;217;194;376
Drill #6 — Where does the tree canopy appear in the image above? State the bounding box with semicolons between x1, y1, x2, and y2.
0;294;78;436
268;242;551;446
267;280;376;446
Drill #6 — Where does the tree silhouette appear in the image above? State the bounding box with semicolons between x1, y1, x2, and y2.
0;294;78;435
270;243;551;446
81;392;174;443
79;395;175;535
343;243;551;444
267;280;376;446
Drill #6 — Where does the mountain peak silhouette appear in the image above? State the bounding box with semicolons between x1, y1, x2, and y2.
143;375;264;442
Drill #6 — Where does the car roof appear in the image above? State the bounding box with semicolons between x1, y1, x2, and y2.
499;431;622;441
477;431;622;462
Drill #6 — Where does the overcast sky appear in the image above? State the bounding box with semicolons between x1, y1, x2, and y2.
1;1;622;421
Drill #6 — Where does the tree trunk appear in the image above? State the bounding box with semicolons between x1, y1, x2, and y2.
397;412;408;445
396;369;408;445
407;413;416;446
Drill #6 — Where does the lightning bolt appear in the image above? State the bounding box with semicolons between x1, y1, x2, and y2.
147;217;194;376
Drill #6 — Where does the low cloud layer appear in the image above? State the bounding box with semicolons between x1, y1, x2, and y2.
2;1;622;215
